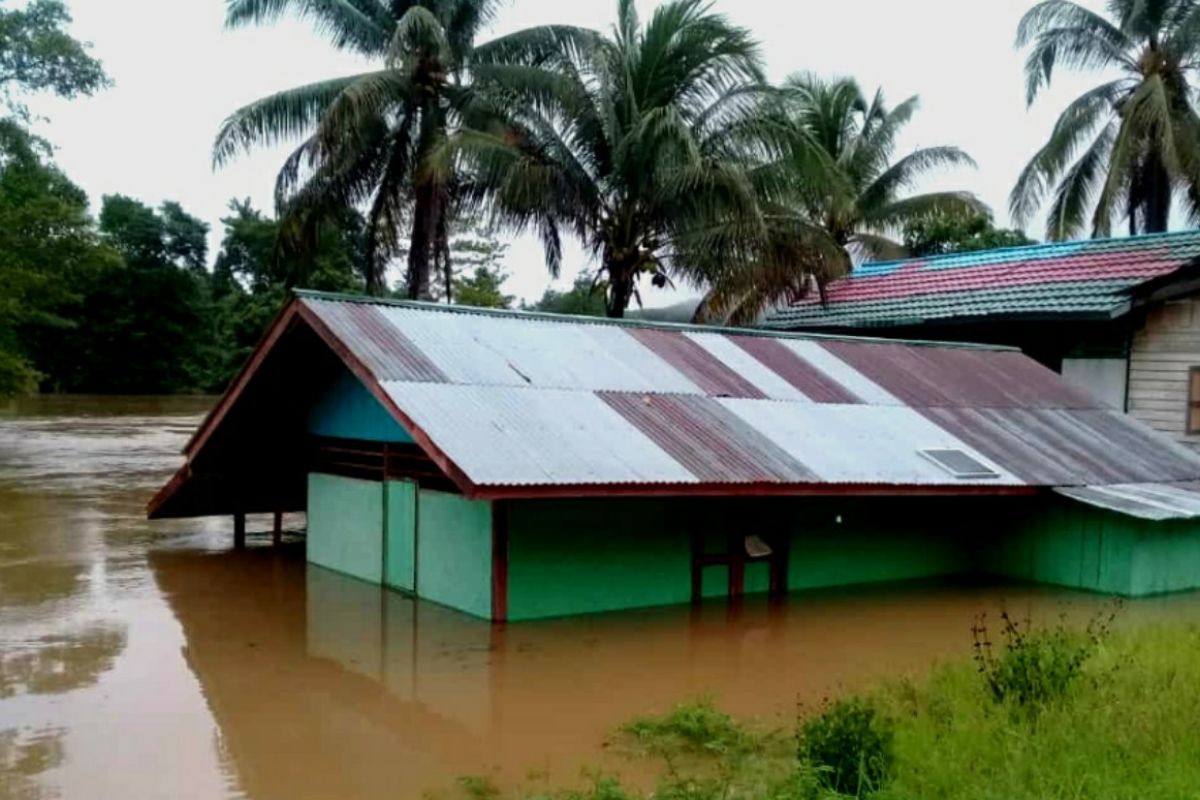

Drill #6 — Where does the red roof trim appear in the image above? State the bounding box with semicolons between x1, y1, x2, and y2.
469;482;1042;500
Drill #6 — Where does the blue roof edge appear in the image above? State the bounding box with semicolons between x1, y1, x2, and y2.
854;228;1200;274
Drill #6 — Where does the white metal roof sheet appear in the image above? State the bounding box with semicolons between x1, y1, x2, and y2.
376;305;704;394
1055;482;1200;521
380;381;697;486
718;400;1022;485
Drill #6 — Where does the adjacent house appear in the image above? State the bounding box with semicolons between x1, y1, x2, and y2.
762;231;1200;449
150;291;1200;621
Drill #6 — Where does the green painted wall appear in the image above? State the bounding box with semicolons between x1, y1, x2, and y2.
384;480;417;593
784;499;974;591
1131;520;1200;596
505;497;974;621
415;489;492;618
507;499;693;620
307;473;384;584
307;368;413;443
983;498;1200;597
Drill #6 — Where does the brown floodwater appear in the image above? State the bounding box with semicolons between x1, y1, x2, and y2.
4;396;1200;800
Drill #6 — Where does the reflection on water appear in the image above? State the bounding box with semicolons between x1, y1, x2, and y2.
150;545;1200;800
5;396;1200;800
0;728;65;800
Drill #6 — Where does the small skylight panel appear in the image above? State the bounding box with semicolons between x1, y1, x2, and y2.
919;448;1000;480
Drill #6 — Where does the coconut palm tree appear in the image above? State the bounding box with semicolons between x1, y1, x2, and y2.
783;74;985;263
213;0;586;297
453;0;849;318
1011;0;1200;239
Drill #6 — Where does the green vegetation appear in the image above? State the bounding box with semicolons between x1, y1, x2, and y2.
903;213;1034;257
457;617;1200;800
1011;0;1200;239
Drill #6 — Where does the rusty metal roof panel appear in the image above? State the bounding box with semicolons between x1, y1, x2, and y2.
824;340;1095;409
1055;482;1200;520
599;392;815;483
304;299;448;383
380;382;697;486
920;408;1200;486
720;400;1022;485
683;333;812;401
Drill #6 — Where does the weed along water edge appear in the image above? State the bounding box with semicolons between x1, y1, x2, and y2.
4;397;1200;800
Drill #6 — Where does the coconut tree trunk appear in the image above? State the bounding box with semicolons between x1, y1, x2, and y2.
604;253;639;318
1144;152;1171;234
405;177;444;300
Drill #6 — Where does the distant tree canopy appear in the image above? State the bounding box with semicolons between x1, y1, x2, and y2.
524;274;607;317
0;0;108;118
903;213;1034;258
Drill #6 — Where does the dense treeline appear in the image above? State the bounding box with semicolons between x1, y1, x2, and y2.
8;0;1200;395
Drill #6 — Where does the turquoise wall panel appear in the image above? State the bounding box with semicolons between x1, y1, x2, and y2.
385;481;417;592
981;499;1137;595
307;369;413;443
306;473;384;584
415;490;492;618
507;499;693;621
1131;519;1200;596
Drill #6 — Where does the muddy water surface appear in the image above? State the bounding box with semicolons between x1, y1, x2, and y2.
4;397;1200;800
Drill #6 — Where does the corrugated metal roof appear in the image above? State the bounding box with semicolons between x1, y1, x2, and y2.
276;294;1200;497
1055;482;1200;520
381;382;697;486
763;230;1200;330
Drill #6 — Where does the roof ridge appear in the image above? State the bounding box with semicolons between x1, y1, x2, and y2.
856;228;1200;273
293;289;1020;352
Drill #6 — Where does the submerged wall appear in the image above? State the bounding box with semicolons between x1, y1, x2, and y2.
307;473;384;584
983;498;1200;597
503;497;978;621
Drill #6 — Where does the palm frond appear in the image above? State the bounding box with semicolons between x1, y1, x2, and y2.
1044;122;1115;239
213;72;384;167
858;146;976;216
225;0;391;54
1009;79;1128;225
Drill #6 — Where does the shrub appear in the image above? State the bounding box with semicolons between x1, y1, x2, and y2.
971;609;1113;710
798;698;894;796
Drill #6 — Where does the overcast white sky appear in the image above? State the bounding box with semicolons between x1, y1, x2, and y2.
28;0;1108;306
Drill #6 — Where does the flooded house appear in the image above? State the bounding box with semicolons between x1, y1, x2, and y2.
149;291;1200;621
762;230;1200;449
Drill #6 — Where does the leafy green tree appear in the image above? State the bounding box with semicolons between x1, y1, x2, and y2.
0;0;109;118
452;265;513;308
1011;0;1200;239
903;213;1035;257
213;0;559;298
458;0;848;319
210;199;368;385
0;121;113;394
35;195;217;393
525;274;607;317
783;74;985;262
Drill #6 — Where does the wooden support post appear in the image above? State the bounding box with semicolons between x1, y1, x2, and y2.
272;510;283;548
234;512;246;550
